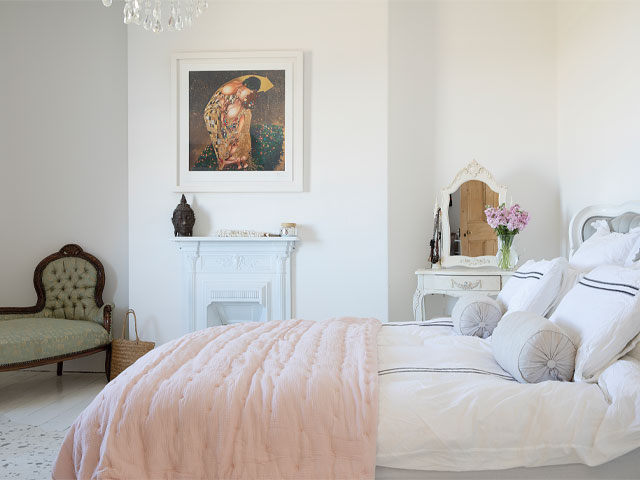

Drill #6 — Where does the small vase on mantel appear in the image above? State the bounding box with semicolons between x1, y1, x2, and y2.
496;232;518;270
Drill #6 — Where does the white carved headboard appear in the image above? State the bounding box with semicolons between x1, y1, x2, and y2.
568;201;640;256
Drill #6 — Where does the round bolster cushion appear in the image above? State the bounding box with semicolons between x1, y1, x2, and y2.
492;311;576;383
452;294;503;339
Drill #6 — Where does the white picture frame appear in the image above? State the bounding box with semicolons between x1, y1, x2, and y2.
171;51;303;192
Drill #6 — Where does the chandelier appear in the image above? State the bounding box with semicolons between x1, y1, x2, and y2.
101;0;209;33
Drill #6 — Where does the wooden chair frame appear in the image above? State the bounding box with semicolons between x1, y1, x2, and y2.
0;244;112;379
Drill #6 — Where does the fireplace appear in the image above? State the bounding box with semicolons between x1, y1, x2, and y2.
174;237;297;332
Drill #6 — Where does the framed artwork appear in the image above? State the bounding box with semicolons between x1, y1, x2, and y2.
172;51;303;192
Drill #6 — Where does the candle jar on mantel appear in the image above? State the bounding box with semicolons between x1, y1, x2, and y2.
280;223;297;237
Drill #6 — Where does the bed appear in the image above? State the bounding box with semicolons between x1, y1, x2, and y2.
376;201;640;478
53;202;640;479
375;320;640;478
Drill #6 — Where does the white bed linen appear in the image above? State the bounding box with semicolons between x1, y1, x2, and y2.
570;224;640;271
376;320;640;472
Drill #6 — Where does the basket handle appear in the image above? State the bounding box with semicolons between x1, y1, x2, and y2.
121;309;140;342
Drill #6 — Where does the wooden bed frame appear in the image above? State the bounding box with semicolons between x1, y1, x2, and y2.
0;244;112;379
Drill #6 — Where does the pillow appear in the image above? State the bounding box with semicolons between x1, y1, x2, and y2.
497;258;567;316
452;294;502;339
545;265;583;318
550;265;640;382
596;356;640;407
625;235;640;267
492;311;576;383
591;218;611;236
628;337;640;363
570;223;640;271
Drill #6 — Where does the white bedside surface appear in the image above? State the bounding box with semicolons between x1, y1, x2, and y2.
415;266;512;275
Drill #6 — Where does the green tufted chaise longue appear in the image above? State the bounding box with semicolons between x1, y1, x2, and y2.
0;244;113;380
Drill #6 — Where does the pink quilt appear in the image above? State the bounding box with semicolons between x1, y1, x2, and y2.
52;317;381;479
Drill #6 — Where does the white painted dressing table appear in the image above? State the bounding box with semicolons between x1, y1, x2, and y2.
413;267;512;322
414;160;516;321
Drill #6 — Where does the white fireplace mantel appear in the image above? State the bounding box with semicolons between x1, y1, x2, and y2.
174;237;297;333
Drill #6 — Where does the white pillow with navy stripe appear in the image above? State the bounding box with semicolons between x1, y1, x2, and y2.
497;258;568;317
550;265;640;382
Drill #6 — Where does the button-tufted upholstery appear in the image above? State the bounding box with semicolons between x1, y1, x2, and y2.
0;244;113;377
41;257;101;322
583;212;640;241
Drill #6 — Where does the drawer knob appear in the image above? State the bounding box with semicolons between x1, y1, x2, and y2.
451;279;482;290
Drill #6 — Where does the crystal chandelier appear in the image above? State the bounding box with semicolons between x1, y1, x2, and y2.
101;0;209;33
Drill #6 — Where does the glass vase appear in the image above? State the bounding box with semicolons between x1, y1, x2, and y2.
496;233;518;270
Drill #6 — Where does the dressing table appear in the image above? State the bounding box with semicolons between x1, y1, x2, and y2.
414;160;514;322
413;267;513;321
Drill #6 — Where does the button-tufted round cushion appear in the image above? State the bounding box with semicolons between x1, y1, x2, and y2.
492;311;576;383
41;258;99;321
452;293;503;339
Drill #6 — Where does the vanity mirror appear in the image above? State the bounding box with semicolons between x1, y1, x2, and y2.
439;160;507;268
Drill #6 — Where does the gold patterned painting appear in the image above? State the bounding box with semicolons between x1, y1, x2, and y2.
189;69;286;172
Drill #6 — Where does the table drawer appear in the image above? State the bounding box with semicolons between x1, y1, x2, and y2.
432;275;501;292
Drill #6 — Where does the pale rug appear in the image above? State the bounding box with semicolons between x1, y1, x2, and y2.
0;414;66;479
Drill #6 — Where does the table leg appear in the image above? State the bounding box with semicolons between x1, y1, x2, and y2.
413;289;425;322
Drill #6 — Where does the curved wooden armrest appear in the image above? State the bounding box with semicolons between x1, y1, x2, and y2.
103;304;113;333
0;305;42;315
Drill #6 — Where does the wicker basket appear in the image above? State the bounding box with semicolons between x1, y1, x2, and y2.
109;309;155;381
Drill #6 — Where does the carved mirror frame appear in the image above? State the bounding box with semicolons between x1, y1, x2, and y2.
439;160;507;268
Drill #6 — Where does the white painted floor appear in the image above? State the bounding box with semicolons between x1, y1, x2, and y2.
0;370;106;479
0;370;106;431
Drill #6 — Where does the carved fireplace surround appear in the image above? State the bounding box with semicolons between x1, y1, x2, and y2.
174;237;297;333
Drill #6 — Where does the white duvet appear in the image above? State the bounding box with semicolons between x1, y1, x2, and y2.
376;319;640;472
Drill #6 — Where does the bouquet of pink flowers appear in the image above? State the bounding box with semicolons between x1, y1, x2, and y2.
484;203;530;235
484;203;530;269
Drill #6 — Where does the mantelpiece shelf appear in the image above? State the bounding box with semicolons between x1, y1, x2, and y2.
172;236;298;242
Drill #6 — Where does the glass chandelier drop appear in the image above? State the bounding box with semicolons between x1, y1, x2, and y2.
101;0;209;33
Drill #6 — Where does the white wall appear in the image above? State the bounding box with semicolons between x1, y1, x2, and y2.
128;0;389;344
388;0;560;321
4;0;633;345
0;1;128;371
557;0;640;253
387;0;436;322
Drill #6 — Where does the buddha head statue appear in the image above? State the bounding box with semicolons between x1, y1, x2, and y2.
172;194;196;237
